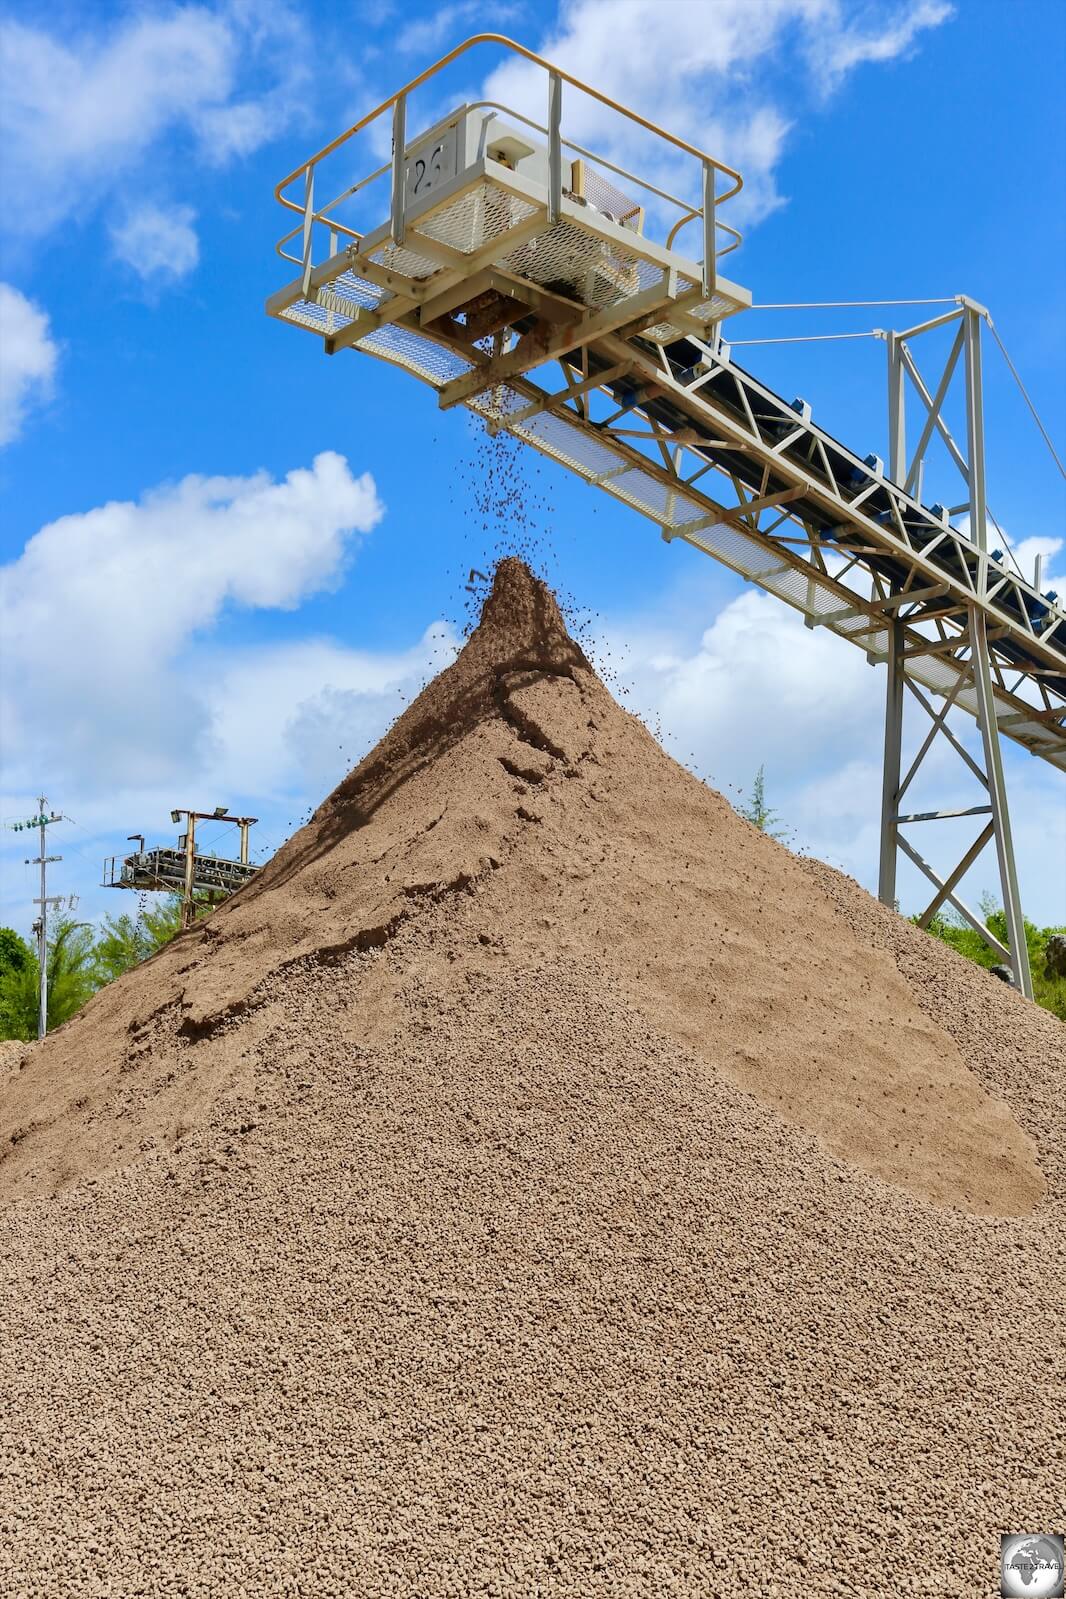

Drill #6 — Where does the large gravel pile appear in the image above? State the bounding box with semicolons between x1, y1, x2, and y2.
1;560;1062;1598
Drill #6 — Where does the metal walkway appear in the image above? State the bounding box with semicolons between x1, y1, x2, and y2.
267;34;1065;995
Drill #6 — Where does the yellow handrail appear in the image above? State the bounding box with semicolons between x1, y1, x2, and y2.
273;32;743;215
666;210;742;259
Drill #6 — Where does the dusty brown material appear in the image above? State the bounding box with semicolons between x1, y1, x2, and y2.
1;559;1061;1597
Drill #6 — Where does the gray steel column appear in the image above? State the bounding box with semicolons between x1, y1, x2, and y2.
886;331;906;484
391;95;407;246
962;304;989;588
547;73;562;224
878;331;908;906
702;163;716;301
969;606;1033;996
878;618;905;906
961;307;1032;995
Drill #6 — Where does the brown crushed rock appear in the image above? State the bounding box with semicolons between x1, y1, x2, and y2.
0;1039;29;1079
0;558;1061;1598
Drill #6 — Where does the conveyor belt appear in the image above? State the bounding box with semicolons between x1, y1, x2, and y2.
267;157;1066;773
611;336;1065;695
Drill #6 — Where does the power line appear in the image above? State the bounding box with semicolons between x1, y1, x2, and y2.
729;331;880;346
51;813;111;876
750;297;958;309
986;320;1066;482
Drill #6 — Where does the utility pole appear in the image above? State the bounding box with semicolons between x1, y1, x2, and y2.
20;797;64;1040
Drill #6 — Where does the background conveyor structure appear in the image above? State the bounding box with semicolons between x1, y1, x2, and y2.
102;848;257;898
103;810;259;929
267;34;1065;996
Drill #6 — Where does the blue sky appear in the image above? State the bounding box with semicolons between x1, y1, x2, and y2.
1;0;1064;938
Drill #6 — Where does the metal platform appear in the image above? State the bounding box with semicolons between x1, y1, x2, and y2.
103;847;257;897
267;107;749;383
267;34;1065;996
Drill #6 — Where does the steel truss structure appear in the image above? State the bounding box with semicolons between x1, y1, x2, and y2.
876;302;1048;994
268;34;1065;998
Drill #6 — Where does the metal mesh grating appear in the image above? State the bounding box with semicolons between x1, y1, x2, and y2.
502;220;663;313
517;412;626;481
679;524;862;632
479;391;740;534
471;384;712;531
318;287;381;322
680;518;767;573
757;562;842;615
644;290;744;343
996;715;1060;746
491;395;645;482
367;240;442;279
466;382;529;421
572;163;643;230
354;324;475;386
280;300;349;334
605;469;711;527
416;181;538;255
330;271;386;309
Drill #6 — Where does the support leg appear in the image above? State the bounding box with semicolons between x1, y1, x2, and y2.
968;606;1033;997
886;332;906;485
183;814;197;932
878;617;905;906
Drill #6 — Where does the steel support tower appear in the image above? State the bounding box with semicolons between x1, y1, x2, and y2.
267;34;1065;996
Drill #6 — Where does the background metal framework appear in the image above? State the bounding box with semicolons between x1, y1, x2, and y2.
104;810;259;930
267;34;1065;998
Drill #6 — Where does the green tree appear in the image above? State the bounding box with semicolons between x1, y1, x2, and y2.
0;918;98;1041
0;927;31;978
91;895;182;984
90;912;152;984
919;896;1066;1021
91;891;217;986
737;765;789;841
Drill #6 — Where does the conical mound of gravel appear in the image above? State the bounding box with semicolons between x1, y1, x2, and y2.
1;559;1062;1598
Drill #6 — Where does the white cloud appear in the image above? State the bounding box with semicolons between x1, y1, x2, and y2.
397;2;527;57
0;453;384;793
608;587;885;785
110;204;200;284
0;6;308;240
0;283;58;445
0;618;458;939
812;0;953;84
603;576;1065;923
481;0;952;229
205;625;459;797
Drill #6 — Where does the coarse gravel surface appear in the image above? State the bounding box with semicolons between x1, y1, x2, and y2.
1;559;1062;1599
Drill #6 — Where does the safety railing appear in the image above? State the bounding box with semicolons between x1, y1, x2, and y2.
274;33;744;300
